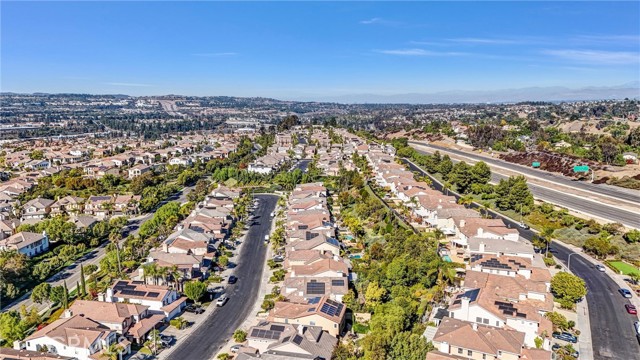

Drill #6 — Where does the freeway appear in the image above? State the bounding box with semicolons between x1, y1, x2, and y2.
2;187;193;312
408;143;640;229
409;141;640;204
405;159;640;360
164;194;278;360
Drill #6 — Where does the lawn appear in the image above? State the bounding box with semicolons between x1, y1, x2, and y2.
607;261;640;276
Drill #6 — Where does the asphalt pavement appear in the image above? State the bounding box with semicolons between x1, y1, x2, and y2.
164;194;278;360
409;141;640;204
408;144;640;229
405;158;640;360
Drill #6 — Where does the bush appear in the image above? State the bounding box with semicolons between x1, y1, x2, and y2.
261;299;275;311
543;257;556;267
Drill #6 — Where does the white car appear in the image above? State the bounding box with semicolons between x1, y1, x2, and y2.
270;212;275;217
595;264;606;272
216;294;229;307
264;235;270;241
634;321;640;336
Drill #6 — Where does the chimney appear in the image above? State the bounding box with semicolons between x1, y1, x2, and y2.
479;242;485;253
438;341;450;354
460;220;466;228
64;309;73;318
298;325;305;335
461;296;470;320
472;322;478;331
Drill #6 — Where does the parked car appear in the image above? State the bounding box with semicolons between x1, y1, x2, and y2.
264;235;270;242
595;265;606;272
230;345;241;353
518;222;530;230
228;275;238;284
634;321;640;336
625;304;637;314
184;305;204;314
272;255;285;262
160;335;173;347
619;288;633;298
270;212;275;217
552;332;578;343
216;294;229;306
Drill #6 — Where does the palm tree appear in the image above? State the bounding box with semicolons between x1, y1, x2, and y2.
142;263;158;285
157;266;169;286
541;226;555;254
458;195;474;208
101;344;124;360
109;231;122;275
167;265;183;291
480;201;491;219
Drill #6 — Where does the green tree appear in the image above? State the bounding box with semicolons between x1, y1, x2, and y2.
438;155;453;178
31;283;52;304
623;229;640;243
364;282;387;310
550;272;587;308
183;281;206;304
583;233;618;259
545;311;569;330
470;161;491;185
233;329;247;342
49;285;65;305
448;161;473;193
0;311;26;343
62;281;69;309
80;264;87;297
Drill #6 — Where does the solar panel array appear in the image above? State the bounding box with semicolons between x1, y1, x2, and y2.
305;232;320;241
494;301;526;318
292;335;303;345
507;259;526;269
479;258;513;270
251;328;282;340
307;282;326;295
331;279;345;287
119;290;147;297
454;288;480;303
308;297;321;304
270;325;285;332
470;254;483;263
320;299;344;317
327;238;340;247
147;292;160;298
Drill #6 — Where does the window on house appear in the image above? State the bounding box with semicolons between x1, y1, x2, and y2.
467;350;472;356
483;318;489;324
496;321;500;326
482;354;486;360
476;317;482;323
457;348;463;354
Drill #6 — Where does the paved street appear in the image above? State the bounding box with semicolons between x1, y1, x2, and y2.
164;194;278;360
409;141;640;204
408;144;640;229
405;159;640;360
2;186;193;312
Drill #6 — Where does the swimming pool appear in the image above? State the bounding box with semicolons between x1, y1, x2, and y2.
443;255;452;262
349;254;363;259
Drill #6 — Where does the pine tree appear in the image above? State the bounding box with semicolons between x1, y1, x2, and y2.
62;281;69;309
80;264;87;297
76;281;81;298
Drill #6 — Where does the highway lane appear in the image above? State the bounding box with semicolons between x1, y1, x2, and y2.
2;187;193;312
409;141;640;204
405;159;640;360
164;194;278;360
408;145;640;229
489;170;640;229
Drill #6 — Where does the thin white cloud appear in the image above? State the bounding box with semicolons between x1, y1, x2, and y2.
447;37;519;45
543;49;639;64
105;82;152;87
192;52;238;57
573;35;640;45
360;17;382;25
375;48;468;56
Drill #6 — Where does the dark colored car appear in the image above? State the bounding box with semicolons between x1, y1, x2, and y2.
625;304;637;314
184;305;204;314
228;275;238;284
552;332;578;343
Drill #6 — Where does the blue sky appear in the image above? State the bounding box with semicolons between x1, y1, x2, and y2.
1;1;639;99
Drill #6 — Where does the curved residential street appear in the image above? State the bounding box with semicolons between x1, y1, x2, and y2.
405;159;640;360
164;194;278;360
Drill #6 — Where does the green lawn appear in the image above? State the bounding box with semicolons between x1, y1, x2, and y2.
607;261;640;276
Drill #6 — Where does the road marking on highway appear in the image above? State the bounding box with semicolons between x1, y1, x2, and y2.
410;141;639;207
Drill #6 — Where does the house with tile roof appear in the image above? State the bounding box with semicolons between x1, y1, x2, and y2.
267;296;346;337
426;317;545;360
238;321;337;360
100;280;187;320
0;231;49;257
20;314;130;360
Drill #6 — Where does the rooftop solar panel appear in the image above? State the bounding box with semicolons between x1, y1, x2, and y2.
292;335;303;345
270;325;285;332
331;280;345;287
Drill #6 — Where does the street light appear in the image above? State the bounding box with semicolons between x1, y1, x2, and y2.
567;252;578;271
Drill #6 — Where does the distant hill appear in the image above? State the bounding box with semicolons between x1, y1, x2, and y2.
295;83;640;104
